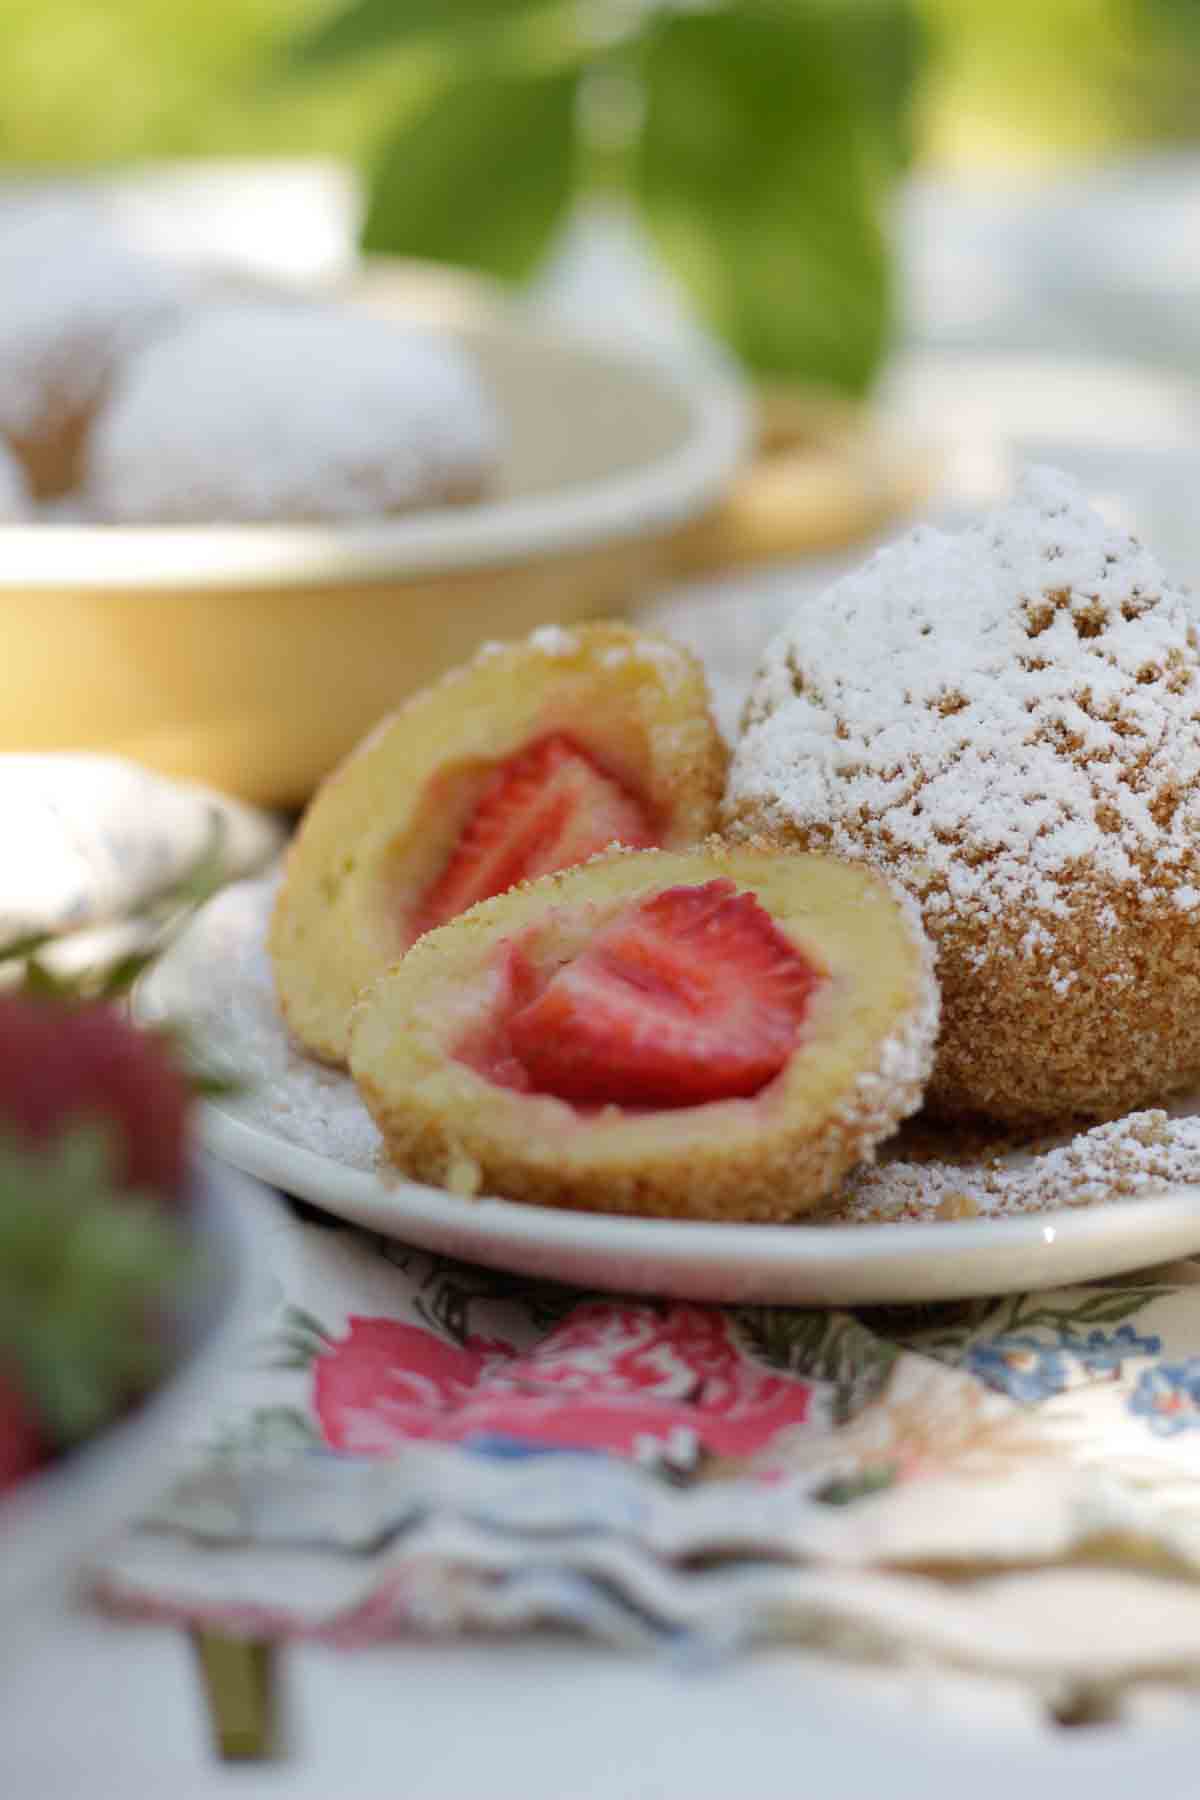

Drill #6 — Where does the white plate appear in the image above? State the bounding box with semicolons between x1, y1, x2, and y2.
191;1102;1200;1308
137;880;1200;1309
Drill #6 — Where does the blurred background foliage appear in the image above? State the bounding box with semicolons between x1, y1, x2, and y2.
0;0;1196;393
1;0;1190;168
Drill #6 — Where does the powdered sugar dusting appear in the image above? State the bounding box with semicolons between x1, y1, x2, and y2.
597;635;693;691
85;303;500;524
0;205;193;439
528;626;581;656
727;468;1200;945
142;876;382;1172
823;1112;1200;1226
834;876;939;1147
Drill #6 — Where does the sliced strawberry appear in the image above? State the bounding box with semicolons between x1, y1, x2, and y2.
453;940;540;1092
506;880;821;1108
0;1364;43;1495
0;996;189;1200
416;734;655;936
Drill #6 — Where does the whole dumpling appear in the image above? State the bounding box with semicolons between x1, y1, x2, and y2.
0;206;193;499
724;468;1200;1127
84;304;501;524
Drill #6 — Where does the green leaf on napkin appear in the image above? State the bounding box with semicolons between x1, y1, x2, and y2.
213;1405;323;1455
812;1464;897;1507
363;65;582;282
636;5;892;392
736;1308;899;1425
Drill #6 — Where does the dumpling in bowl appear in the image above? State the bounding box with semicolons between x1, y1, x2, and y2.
0;206;193;500
83;304;501;524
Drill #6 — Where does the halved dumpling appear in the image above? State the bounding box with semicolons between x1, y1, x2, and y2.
348;843;939;1221
271;624;726;1065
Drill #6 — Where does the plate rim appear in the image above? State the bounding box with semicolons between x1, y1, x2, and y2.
0;1155;281;1614
199;1093;1200;1296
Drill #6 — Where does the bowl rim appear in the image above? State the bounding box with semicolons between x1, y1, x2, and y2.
0;320;749;594
0;1156;279;1615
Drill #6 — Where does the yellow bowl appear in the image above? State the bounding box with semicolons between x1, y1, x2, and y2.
0;266;746;806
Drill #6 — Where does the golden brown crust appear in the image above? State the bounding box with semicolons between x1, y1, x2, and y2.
724;805;1200;1129
348;841;939;1221
271;623;728;1066
359;1087;888;1223
924;867;1200;1126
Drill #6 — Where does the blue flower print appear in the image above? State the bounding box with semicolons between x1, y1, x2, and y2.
966;1324;1161;1403
1129;1362;1200;1436
459;1433;609;1461
1074;1324;1161;1374
966;1336;1071;1402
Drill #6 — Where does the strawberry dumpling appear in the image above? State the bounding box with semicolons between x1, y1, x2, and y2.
348;844;938;1221
271;624;726;1066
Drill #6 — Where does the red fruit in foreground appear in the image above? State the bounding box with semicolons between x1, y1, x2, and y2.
0;996;189;1198
416;733;656;935
0;1364;43;1494
508;880;821;1108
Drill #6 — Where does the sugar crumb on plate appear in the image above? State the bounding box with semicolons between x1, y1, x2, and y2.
818;1110;1200;1226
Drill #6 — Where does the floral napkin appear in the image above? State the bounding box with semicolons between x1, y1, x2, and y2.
95;1216;1200;1724
14;749;1200;1729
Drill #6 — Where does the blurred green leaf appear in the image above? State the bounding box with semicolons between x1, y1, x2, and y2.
636;6;893;393
807;0;928;170
285;0;559;69
363;65;581;280
1143;0;1200;33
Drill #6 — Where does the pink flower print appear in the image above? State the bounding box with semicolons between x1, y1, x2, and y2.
312;1319;511;1454
312;1303;815;1462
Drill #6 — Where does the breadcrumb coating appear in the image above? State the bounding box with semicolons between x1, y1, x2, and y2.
725;468;1200;1125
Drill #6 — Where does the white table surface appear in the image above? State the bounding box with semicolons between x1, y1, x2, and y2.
8;1601;1200;1797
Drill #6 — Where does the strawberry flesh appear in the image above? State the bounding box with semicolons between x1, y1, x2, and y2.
453;940;540;1092
503;880;820;1108
415;734;656;937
